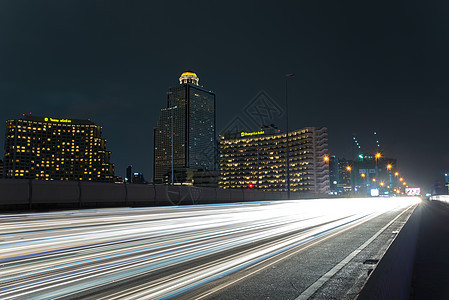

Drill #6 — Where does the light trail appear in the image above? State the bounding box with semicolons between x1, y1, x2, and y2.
0;197;420;299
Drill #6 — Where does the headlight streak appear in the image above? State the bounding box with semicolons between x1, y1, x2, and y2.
0;197;420;299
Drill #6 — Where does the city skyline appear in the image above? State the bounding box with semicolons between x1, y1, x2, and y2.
0;1;447;190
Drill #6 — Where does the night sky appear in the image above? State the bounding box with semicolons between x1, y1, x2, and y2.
1;1;448;190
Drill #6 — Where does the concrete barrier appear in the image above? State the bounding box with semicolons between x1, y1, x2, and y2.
126;184;155;206
216;188;231;202
154;185;179;206
0;178;329;211
229;189;244;203
263;191;278;201
0;179;30;205
178;186;195;205
243;190;256;202
80;182;126;206
197;187;217;204
32;180;79;204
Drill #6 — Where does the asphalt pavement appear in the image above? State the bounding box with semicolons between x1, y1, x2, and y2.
0;197;419;299
410;199;449;299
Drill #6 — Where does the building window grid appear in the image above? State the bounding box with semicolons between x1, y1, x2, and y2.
218;128;329;193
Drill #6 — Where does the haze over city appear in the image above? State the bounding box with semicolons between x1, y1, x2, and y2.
2;1;449;299
1;1;448;189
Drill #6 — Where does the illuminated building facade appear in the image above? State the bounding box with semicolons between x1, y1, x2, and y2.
154;71;216;184
3;115;114;182
351;154;397;195
219;127;329;193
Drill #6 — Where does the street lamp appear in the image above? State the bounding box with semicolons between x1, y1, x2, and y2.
394;172;399;192
375;153;381;183
285;73;294;199
361;173;367;195
387;164;392;192
346;165;353;193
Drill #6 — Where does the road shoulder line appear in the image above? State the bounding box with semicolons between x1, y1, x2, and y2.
295;204;417;300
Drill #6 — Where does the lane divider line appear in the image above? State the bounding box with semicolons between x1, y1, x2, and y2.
192;210;387;300
295;204;417;300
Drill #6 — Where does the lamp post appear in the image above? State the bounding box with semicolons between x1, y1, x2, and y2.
394;172;399;193
375;153;381;178
387;164;392;193
346;165;352;194
361;173;367;195
285;73;294;199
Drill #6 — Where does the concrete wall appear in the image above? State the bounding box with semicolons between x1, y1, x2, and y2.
0;179;327;211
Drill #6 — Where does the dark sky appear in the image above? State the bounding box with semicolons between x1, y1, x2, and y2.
1;0;448;190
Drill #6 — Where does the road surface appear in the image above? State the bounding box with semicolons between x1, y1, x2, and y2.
0;197;419;299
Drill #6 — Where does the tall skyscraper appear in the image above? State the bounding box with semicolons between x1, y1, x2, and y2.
154;71;216;184
3;115;115;182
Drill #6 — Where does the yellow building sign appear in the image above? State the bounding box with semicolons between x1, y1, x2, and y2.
44;117;72;123
240;130;264;137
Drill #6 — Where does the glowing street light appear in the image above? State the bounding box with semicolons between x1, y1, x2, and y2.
346;165;352;172
375;153;381;178
380;182;385;187
372;178;376;182
400;178;403;181
361;173;366;178
394;172;399;176
323;156;329;162
387;164;392;170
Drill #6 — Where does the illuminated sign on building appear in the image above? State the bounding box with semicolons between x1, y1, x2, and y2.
44;117;72;123
240;130;265;137
371;188;380;197
405;188;421;196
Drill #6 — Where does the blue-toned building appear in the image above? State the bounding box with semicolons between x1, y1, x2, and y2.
154;72;216;184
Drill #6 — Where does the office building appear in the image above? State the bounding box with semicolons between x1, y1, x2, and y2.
218;126;329;194
3;115;114;182
328;156;339;193
126;165;132;183
0;159;3;178
154;71;216;184
132;172;146;184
